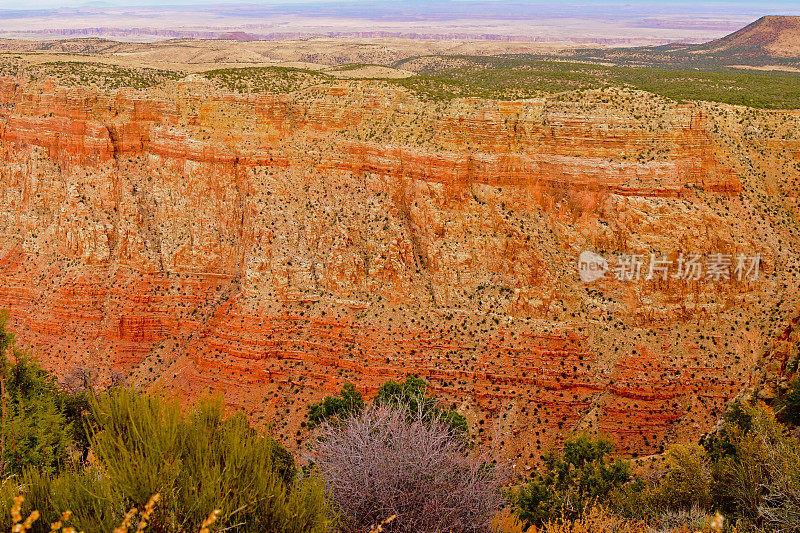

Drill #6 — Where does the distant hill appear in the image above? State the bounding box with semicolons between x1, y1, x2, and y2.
697;15;800;58
0;38;133;54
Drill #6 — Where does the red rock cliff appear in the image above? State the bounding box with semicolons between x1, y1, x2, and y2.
0;75;797;463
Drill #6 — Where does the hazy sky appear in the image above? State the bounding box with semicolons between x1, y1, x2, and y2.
2;0;797;46
5;0;800;11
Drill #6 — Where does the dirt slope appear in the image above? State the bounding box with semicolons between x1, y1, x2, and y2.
699;15;800;58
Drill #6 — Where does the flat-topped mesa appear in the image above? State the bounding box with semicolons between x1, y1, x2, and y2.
0;74;793;466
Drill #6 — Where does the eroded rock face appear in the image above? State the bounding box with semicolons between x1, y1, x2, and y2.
0;75;798;464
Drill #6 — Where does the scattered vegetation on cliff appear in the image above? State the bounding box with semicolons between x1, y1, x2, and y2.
29;61;182;90
203;66;331;93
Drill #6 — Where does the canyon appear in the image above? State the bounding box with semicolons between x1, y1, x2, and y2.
0;64;798;466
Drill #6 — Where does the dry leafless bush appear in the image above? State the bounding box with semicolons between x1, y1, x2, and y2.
758;432;800;532
314;404;505;533
651;505;714;533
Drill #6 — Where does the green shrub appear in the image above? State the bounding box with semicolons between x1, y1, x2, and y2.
702;399;755;462
512;432;630;527
79;389;330;532
0;390;332;533
779;376;800;426
308;376;468;437
0;313;76;476
706;401;792;523
608;478;652;520
307;382;364;428
375;376;468;437
648;444;712;512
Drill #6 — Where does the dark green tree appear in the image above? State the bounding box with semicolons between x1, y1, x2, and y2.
307;382;365;428
308;377;468;437
375;376;468;437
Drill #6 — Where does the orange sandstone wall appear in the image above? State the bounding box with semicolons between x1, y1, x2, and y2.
0;75;797;464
